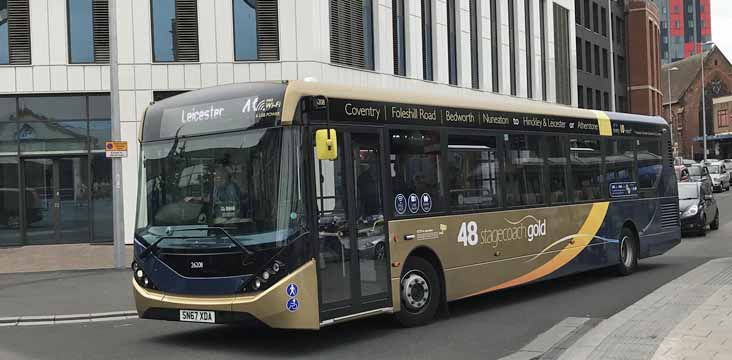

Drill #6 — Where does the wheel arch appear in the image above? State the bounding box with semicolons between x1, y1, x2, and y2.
620;219;641;257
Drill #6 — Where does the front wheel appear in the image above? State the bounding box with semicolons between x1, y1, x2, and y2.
395;256;442;327
711;211;720;230
616;227;639;276
698;216;707;236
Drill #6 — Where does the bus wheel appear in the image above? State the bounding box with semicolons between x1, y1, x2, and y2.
395;256;441;327
616;227;638;276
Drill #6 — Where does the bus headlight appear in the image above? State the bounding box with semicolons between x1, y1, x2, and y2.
251;278;263;291
244;260;286;292
132;261;156;290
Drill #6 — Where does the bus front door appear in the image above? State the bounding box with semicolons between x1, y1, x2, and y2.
313;128;392;321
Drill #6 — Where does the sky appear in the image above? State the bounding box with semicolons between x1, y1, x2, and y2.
712;0;732;59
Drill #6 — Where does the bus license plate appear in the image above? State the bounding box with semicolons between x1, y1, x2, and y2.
179;310;215;323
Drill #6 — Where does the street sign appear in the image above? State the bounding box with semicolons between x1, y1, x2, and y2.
105;141;128;158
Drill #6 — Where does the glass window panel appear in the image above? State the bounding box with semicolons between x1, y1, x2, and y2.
88;95;110;121
447;134;499;210
233;0;258;61
19;121;89;153
152;0;176;62
0;98;16;154
546;136;568;204
0;0;8;64
638;140;663;189
606;139;635;183
89;120;111;150
390;129;442;215
504;134;544;207
18;96;87;121
0;156;20;246
570;138;603;201
68;0;95;63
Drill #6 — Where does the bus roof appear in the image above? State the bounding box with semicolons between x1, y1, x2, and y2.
141;80;668;142
281;80;668;127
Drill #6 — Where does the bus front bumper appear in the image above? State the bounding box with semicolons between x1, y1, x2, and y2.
133;259;320;330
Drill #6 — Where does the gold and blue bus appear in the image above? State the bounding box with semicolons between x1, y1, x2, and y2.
132;81;680;328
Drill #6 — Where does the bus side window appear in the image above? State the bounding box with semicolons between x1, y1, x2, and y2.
606;139;636;185
504;134;545;207
545;136;568;204
389;129;443;215
446;134;499;210
637;139;663;196
569;138;603;202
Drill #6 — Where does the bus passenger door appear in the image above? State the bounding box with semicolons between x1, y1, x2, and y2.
312;128;392;321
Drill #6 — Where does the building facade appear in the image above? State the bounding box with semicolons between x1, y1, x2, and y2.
661;47;732;160
574;0;628;112
710;95;732;158
626;0;662;116
0;0;578;246
574;0;661;116
656;0;711;64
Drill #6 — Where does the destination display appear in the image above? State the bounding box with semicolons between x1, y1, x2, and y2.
143;82;287;141
326;98;664;137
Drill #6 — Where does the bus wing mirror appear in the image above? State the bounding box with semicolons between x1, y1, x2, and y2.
315;129;338;160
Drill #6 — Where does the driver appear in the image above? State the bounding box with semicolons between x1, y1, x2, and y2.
185;165;242;221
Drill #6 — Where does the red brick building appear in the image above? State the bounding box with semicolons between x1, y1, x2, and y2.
661;47;732;160
627;0;663;116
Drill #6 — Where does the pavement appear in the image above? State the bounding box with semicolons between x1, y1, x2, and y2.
0;244;133;274
0;269;136;325
556;257;732;360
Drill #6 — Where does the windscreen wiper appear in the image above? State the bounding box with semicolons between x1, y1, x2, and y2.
137;227;253;259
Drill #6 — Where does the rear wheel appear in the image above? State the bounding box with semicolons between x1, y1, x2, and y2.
711;211;720;230
616;227;639;276
395;256;441;327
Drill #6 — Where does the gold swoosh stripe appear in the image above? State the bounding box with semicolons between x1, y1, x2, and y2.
460;202;610;298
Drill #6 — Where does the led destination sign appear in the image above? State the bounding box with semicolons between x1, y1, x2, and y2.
327;98;663;137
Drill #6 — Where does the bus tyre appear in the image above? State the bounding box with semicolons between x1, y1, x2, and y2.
711;212;719;231
396;256;441;327
616;227;638;276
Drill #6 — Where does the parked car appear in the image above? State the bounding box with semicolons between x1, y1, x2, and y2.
675;165;690;182
707;162;731;192
723;159;732;170
680;159;697;167
678;182;719;236
687;164;714;193
688;164;714;194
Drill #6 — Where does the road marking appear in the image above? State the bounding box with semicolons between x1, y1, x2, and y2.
0;311;137;327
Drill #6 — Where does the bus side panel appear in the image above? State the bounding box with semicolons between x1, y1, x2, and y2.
388;202;611;303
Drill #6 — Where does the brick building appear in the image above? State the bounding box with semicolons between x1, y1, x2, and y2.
709;96;732;158
627;0;662;116
661;46;732;160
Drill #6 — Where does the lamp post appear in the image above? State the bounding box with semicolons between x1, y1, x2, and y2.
701;40;714;163
667;66;679;159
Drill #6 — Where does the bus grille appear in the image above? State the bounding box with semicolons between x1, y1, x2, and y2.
667;140;674;167
660;202;679;228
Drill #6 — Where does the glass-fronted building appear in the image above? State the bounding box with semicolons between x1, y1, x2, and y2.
0;95;112;245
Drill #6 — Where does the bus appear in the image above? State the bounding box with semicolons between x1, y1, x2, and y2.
132;81;681;329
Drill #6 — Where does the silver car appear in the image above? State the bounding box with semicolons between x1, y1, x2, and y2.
708;162;730;192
